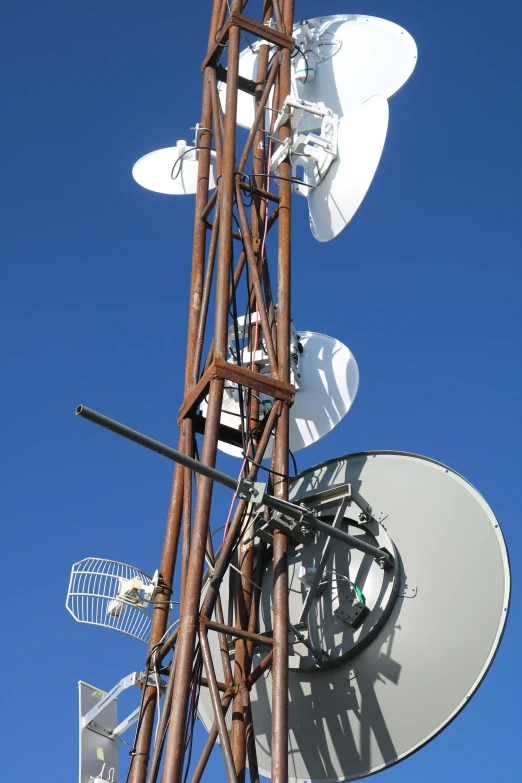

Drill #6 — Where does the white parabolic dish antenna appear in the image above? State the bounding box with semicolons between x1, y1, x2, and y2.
132;141;217;195
197;452;510;782
201;331;359;459
221;14;417;130
309;94;389;242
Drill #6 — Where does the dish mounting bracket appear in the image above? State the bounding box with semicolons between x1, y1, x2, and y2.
270;96;338;194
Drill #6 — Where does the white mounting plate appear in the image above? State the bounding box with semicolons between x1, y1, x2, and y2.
197;451;510;782
79;681;118;783
308;95;389;242
222;14;417;129
132;145;217;195
204;331;359;459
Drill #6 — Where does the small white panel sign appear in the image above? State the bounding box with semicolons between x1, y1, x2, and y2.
79;681;119;783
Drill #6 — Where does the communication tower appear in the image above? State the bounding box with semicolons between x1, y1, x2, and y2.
68;5;510;783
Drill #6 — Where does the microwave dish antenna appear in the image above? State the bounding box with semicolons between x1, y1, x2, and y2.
200;329;359;459
219;15;415;240
220;15;417;131
308;94;389;241
197;451;510;782
132;128;217;195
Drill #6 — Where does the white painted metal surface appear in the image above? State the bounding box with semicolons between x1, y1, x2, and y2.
132;142;217;195
294;15;417;125
221;15;417;130
79;681;119;783
308;95;389;241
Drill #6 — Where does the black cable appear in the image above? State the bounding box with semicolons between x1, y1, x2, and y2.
123;653;153;783
230;259;248;456
244;170;310;188
289;449;298;477
244;454;296;481
170;144;214;182
124;640;167;783
149;717;169;783
230;192;256;454
214;24;228;49
237;172;254;207
182;655;203;783
292;44;310;83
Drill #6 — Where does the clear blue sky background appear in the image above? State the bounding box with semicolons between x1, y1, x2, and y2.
1;1;521;781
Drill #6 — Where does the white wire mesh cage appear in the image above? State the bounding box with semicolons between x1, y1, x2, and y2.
66;557;164;644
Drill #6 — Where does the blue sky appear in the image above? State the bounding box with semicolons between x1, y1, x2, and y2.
1;1;521;781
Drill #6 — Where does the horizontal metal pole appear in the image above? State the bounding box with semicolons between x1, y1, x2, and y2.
76;405;238;492
203;619;274;648
304;516;394;567
200;676;229;693
76;406;393;567
76;404;291;513
244;650;273;691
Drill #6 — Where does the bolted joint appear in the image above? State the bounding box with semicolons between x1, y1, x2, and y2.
237;477;266;505
376;547;395;570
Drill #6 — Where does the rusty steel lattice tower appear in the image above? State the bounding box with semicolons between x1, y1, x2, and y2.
132;3;296;782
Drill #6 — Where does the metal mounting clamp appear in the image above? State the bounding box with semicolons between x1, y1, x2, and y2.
237;478;266;506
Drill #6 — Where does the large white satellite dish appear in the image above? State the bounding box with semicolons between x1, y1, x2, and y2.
223;14;417;130
308;94;389;242
201;331;359;459
132;140;217;195
198;451;510;782
293;14;417;129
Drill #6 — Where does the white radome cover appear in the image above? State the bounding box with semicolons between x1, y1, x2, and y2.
132;145;217;195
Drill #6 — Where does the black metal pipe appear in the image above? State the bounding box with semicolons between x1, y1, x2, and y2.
76;405;238;492
76;405;393;567
304;516;394;567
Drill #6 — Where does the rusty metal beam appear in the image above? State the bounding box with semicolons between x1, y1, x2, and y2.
161;2;244;779
128;12;223;783
202;619;274;648
200;187;219;221
199;624;238;783
239;180;280;203
200;675;229;693
194;198;220;381
199;399;282;623
177;358;294;423
270;1;295;781
244;649;274;691
235;185;280;378
188;693;234;783
237;55;280;174
202;11;294;71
